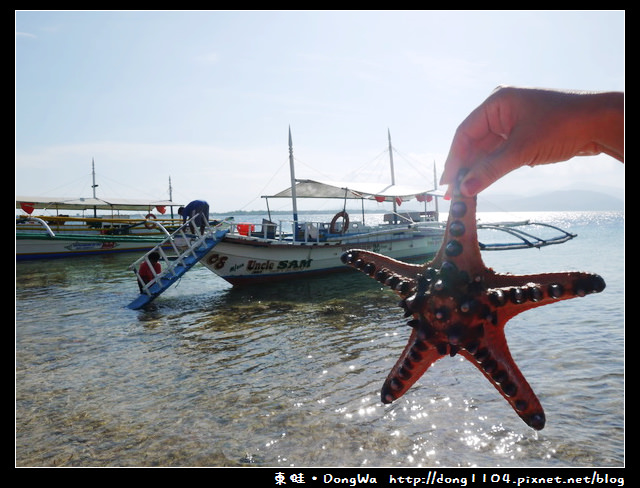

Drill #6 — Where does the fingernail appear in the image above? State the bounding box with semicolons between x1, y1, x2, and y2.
461;177;481;197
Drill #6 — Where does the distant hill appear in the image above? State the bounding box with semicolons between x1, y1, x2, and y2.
477;190;624;212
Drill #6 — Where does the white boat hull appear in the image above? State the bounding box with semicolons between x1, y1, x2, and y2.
200;228;443;285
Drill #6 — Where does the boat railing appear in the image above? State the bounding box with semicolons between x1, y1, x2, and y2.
222;216;573;250
224;215;443;244
227;218;375;244
16;214;183;235
15;216;57;237
383;211;439;224
16;215;184;246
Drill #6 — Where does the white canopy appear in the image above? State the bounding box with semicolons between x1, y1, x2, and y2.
263;179;444;203
16;196;180;213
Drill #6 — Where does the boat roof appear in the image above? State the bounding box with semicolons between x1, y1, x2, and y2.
263;179;445;202
15;196;181;212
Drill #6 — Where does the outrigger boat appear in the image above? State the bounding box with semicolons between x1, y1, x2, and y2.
16;196;183;260
127;130;577;309
127;130;446;308
16;159;186;260
184;130;445;285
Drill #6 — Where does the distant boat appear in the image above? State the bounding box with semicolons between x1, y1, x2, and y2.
15;197;184;260
16;162;183;260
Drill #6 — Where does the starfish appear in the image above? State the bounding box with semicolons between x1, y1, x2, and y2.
340;169;605;430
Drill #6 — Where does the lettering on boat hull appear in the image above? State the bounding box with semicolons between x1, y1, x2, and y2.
205;253;315;277
246;258;314;273
64;241;119;251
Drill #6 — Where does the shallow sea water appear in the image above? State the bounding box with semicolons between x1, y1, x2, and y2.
15;211;624;467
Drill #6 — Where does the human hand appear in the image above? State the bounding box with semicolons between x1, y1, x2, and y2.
440;86;624;197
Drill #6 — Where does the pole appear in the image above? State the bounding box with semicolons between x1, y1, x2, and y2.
169;176;175;218
388;129;397;223
288;127;299;225
91;158;98;218
433;161;439;218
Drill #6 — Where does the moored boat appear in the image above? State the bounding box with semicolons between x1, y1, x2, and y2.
134;129;446;288
16;197;183;260
16;158;188;260
202;129;445;284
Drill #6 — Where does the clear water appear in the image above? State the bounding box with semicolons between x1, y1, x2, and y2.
15;211;624;467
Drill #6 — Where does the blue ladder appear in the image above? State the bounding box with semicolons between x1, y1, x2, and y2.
127;218;229;310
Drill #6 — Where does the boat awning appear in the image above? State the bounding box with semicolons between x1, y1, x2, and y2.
16;196;181;213
263;179;444;203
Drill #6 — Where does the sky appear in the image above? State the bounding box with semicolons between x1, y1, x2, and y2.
15;10;625;214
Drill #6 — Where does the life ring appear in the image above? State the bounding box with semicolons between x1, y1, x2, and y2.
329;211;349;234
144;213;157;229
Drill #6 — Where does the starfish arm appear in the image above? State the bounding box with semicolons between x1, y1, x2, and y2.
380;326;445;404
340;250;424;293
458;328;546;430
486;270;606;322
433;192;484;275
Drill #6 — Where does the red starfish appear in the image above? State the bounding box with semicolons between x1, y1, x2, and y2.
341;169;605;430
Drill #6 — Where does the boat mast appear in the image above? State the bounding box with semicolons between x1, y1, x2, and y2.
288;127;299;225
433;161;439;217
388;129;397;223
168;176;175;218
91;158;98;217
